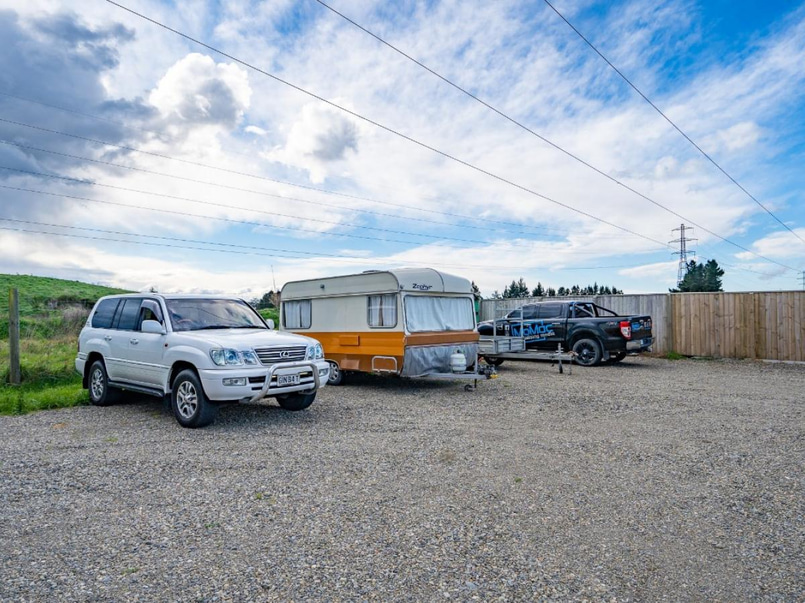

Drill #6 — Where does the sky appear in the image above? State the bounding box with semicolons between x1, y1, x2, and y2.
0;0;803;298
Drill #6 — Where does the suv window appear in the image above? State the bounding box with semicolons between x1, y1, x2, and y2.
538;303;564;319
115;298;143;331
138;299;164;329
91;298;120;329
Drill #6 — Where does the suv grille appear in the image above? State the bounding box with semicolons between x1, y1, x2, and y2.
254;345;307;365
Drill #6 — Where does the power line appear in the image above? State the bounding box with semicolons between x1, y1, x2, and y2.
309;0;802;272
0;119;581;239
0;182;656;256
0;139;579;240
103;0;675;250
0;218;662;272
0;182;458;248
541;0;805;246
0;216;772;278
102;1;800;273
0;165;526;248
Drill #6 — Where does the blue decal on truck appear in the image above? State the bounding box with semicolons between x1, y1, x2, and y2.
510;320;556;341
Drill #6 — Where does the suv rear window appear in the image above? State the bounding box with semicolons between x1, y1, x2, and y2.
91;298;120;329
115;298;142;331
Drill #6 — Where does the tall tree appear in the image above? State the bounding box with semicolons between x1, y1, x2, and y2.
531;282;545;297
673;259;725;292
703;259;725;291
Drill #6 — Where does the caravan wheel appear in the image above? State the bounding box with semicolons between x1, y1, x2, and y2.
327;361;343;385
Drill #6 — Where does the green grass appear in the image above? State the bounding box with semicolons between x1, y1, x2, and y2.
665;351;685;360
0;274;128;414
1;274;130;338
0;336;86;414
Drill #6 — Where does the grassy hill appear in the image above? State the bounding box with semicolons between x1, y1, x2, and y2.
1;274;131;414
0;274;129;327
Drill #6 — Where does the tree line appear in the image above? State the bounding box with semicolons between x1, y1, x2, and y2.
492;278;623;299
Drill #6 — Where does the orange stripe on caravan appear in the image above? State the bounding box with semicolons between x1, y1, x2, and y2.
405;331;479;346
306;331;405;356
300;330;479;374
305;331;404;373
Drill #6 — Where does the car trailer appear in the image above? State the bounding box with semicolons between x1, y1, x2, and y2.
479;300;576;374
480;338;576;374
420;349;499;391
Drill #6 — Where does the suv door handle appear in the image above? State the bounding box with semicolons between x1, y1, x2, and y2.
130;338;139;345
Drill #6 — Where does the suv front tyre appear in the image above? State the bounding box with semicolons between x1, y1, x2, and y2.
276;392;316;411
171;369;218;428
88;360;121;406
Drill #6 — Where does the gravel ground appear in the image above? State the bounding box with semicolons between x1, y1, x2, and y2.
1;356;803;601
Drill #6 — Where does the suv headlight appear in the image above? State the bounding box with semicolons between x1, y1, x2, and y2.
210;349;260;366
306;343;324;360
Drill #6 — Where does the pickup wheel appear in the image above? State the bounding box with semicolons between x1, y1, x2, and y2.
572;338;602;367
608;351;627;363
276;392;316;411
88;360;121;406
171;369;217;428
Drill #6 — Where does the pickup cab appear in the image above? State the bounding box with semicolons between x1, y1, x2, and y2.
477;300;653;366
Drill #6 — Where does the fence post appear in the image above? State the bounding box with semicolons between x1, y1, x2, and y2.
8;288;21;385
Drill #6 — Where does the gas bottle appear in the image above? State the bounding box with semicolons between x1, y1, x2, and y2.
450;349;467;373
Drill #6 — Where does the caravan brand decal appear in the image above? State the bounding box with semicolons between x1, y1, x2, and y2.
412;283;433;291
510;320;556;342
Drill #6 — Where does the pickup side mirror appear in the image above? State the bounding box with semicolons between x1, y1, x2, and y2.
266;318;275;330
142;319;167;335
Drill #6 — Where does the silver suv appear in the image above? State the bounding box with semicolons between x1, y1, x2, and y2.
76;294;329;428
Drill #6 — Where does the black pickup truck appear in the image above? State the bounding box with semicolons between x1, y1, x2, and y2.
477;300;653;366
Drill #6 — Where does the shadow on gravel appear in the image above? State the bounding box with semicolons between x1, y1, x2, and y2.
337;372;460;391
496;358;652;371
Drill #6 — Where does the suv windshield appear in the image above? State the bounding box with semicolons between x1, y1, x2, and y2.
165;299;266;332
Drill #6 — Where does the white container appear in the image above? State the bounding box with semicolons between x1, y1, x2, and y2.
450;350;467;373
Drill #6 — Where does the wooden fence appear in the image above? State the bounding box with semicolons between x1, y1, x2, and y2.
480;291;805;361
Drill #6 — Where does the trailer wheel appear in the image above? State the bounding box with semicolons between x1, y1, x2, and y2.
572;338;602;367
483;357;505;367
326;361;343;386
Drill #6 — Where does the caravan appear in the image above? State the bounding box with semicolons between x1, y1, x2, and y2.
280;268;479;384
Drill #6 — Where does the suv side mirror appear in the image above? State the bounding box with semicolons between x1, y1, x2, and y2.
142;320;166;335
266;319;275;330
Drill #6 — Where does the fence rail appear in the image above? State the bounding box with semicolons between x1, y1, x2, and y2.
480;291;805;361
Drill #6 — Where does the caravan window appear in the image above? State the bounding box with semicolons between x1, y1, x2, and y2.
283;299;311;329
404;296;475;332
368;294;397;328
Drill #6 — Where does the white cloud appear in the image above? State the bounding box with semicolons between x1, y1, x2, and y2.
736;228;805;260
149;53;252;128
1;0;803;295
703;121;763;154
264;102;360;183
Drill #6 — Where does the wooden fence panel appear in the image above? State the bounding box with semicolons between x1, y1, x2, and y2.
480;291;805;361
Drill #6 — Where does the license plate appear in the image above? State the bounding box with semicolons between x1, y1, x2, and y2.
277;374;300;386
